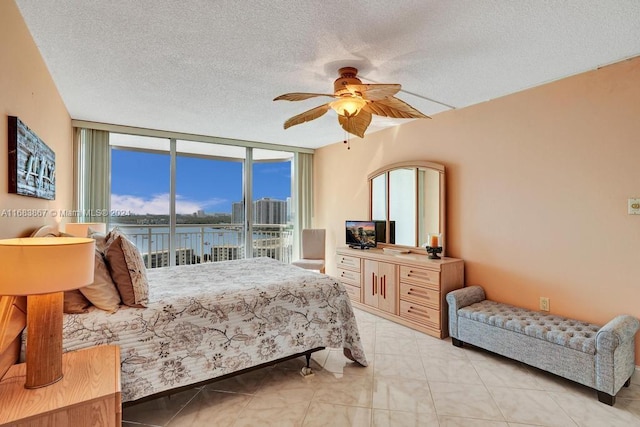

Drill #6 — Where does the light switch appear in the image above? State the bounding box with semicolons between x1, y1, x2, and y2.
629;198;640;215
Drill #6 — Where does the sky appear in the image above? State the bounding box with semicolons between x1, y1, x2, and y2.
111;150;292;215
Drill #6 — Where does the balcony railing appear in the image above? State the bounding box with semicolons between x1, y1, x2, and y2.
112;223;294;269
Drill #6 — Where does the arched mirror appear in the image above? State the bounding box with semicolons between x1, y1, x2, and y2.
369;161;445;254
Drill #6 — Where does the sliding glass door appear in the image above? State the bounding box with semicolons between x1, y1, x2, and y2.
175;140;245;264
252;149;294;263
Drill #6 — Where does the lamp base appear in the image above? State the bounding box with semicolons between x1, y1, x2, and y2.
25;292;64;389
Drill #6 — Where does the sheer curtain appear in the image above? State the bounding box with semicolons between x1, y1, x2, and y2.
293;152;313;258
73;128;110;223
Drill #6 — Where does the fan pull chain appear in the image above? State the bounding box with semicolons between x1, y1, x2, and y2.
343;130;350;150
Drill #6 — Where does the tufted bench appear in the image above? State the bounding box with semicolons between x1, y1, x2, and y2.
446;286;639;406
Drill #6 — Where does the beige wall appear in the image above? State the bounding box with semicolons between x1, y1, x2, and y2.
0;1;72;239
315;56;640;364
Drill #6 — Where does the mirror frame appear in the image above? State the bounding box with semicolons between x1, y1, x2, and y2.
368;160;446;255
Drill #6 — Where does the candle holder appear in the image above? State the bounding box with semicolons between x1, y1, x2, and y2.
425;245;443;259
425;233;442;259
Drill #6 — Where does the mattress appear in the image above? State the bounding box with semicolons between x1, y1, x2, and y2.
61;257;368;402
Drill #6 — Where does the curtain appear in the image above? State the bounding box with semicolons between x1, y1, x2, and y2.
293;152;313;258
73;128;110;223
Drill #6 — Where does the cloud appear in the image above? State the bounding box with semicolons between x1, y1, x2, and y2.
111;193;227;215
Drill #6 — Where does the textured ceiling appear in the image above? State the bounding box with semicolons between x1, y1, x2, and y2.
15;0;640;149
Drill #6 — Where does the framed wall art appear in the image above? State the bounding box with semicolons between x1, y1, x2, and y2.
7;116;56;200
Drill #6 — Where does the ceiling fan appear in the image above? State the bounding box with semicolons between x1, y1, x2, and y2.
274;67;431;138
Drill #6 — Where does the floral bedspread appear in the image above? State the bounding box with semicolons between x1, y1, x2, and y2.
61;257;368;402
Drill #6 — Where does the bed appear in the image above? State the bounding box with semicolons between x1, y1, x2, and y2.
0;226;368;404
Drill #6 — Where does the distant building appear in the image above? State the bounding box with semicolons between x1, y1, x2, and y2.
211;245;243;262
231;202;244;224
143;248;194;268
253;197;287;225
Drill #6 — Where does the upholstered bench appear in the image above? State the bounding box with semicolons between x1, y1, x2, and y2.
446;286;639;406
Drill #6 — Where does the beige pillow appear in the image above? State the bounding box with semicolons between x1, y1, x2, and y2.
79;251;122;312
105;233;149;308
88;228;108;254
63;289;91;314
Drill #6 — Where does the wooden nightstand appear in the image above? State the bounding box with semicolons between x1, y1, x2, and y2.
0;345;121;427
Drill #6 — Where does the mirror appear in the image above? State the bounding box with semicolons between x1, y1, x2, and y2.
369;161;445;253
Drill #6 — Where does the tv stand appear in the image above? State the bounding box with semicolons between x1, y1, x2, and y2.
348;244;369;250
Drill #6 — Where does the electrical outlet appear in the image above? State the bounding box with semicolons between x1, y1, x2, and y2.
629;198;640;215
539;297;550;312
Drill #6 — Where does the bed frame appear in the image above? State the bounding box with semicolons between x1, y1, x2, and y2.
122;346;323;406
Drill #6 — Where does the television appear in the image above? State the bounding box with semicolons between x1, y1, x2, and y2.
373;220;396;244
345;220;376;249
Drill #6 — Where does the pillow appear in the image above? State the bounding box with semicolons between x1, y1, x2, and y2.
104;232;149;308
63;289;91;314
88;228;108;254
78;251;122;312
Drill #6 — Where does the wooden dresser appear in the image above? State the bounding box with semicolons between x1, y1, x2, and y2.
336;247;464;338
0;345;121;427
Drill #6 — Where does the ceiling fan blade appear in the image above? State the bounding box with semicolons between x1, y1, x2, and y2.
345;84;401;101
283;104;331;129
363;96;431;119
274;92;336;102
338;110;372;138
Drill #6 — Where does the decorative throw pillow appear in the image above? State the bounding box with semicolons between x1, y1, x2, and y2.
63;289;92;314
88;228;108;254
104;232;149;308
78;251;122;312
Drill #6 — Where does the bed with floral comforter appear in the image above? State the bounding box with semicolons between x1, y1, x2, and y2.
60;257;368;402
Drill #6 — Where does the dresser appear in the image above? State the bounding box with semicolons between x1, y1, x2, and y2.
336;247;464;338
0;345;121;427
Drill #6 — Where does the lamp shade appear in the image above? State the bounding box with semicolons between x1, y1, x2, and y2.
65;222;107;237
0;237;95;295
330;97;367;116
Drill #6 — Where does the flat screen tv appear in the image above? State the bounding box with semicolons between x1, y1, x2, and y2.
373;220;396;244
346;220;376;249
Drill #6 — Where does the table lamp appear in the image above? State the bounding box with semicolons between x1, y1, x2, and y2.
0;237;95;388
64;222;107;237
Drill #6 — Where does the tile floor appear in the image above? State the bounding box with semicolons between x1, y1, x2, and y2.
123;308;640;426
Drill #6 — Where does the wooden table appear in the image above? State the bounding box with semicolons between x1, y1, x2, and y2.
0;345;121;427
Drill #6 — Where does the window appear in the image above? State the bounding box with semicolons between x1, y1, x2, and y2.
104;132;301;268
252;148;293;263
176;141;244;263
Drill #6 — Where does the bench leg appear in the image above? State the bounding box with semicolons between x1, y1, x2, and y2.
597;391;615;406
452;338;464;348
624;377;631;387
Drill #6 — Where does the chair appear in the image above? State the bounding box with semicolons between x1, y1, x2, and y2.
292;229;326;273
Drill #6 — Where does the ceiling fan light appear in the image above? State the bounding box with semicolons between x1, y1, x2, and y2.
330;97;367;117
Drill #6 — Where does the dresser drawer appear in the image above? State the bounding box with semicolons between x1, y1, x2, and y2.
343;283;361;302
400;266;439;288
337;268;361;287
336;254;361;272
399;300;439;329
400;283;439;309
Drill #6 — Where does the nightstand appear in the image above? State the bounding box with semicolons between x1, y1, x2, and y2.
0;345;121;427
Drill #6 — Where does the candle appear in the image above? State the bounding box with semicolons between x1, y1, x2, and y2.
429;234;439;248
